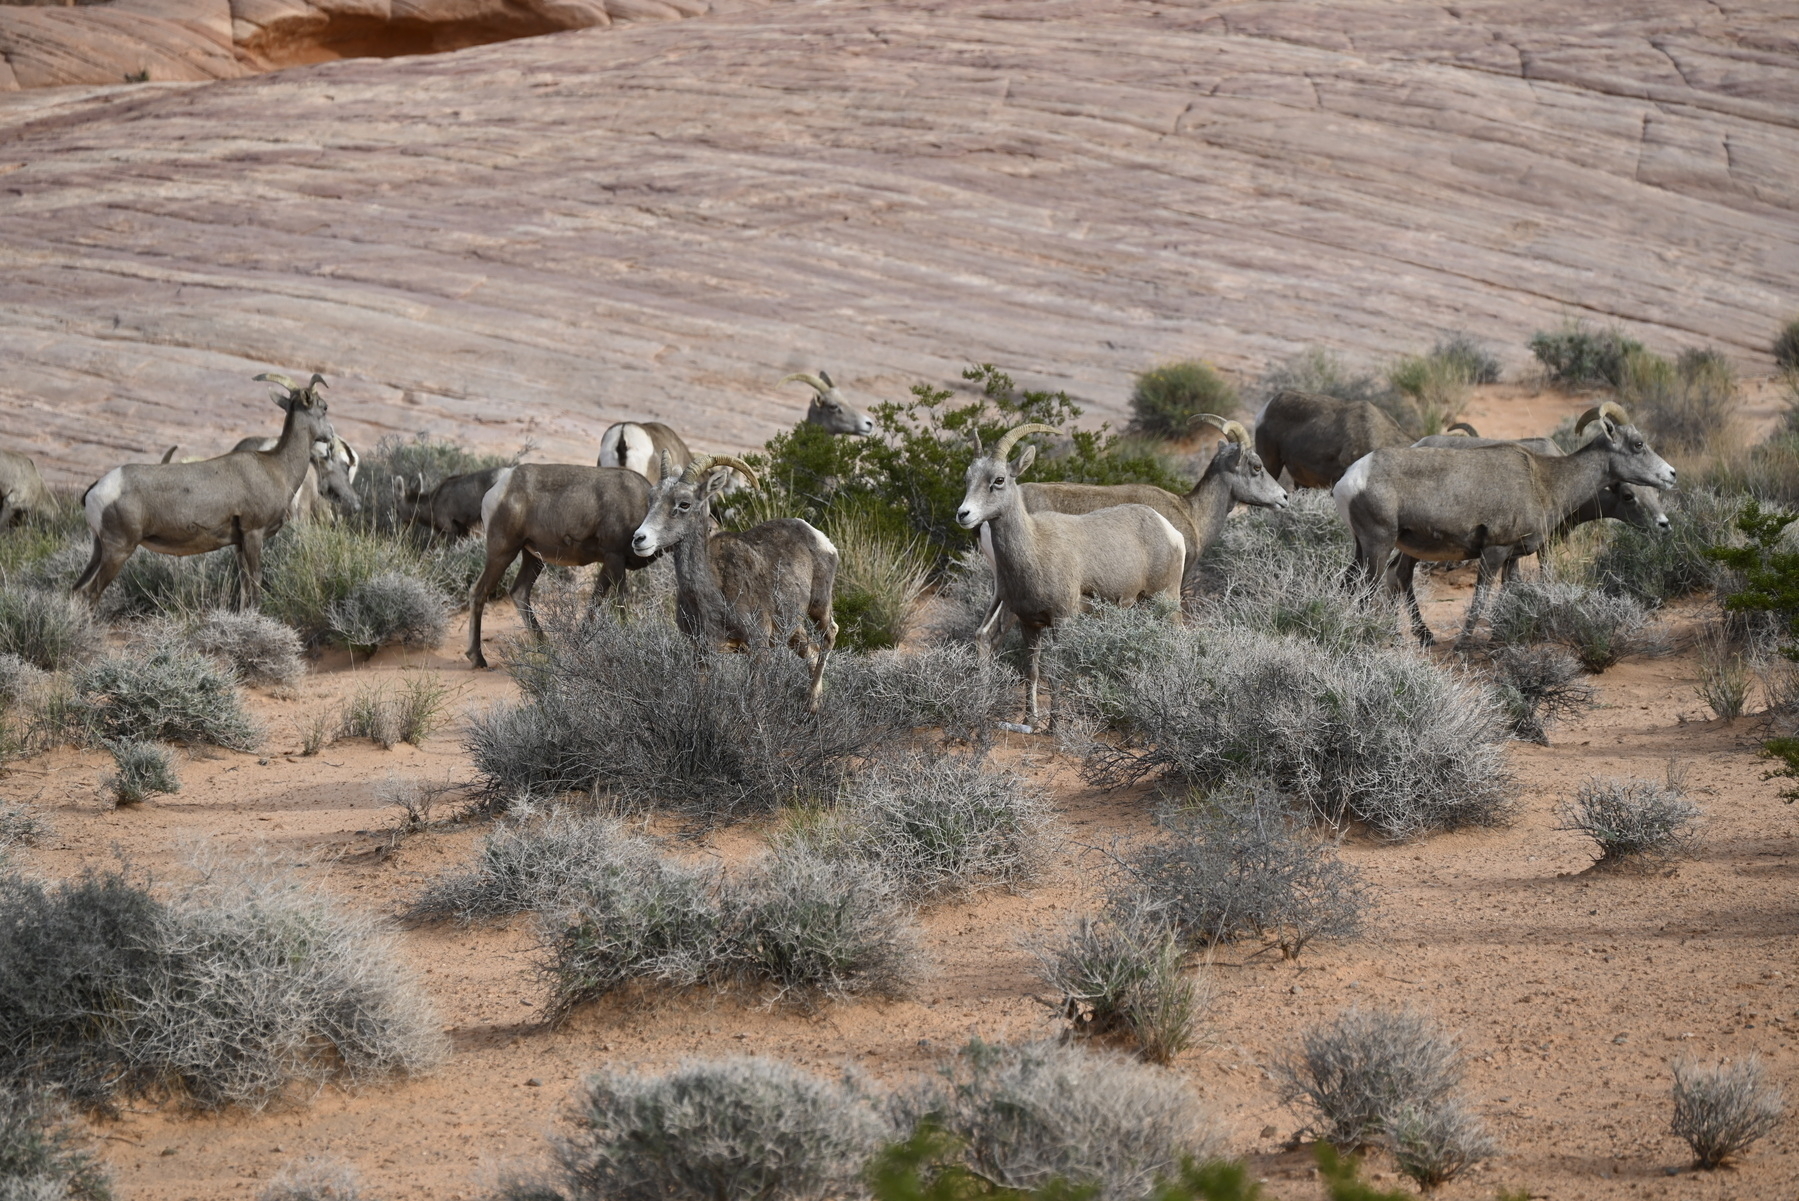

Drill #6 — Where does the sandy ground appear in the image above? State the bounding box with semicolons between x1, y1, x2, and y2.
8;392;1799;1199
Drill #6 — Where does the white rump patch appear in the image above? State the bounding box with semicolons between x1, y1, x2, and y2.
803;521;838;559
1150;511;1186;561
600;423;655;480
1333;455;1373;527
84;468;125;533
480;467;515;530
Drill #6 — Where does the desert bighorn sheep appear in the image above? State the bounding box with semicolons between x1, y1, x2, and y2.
780;371;876;436
1335;402;1676;647
394;467;507;539
232;432;361;522
598;422;691;482
1254;389;1411;489
74;372;335;609
631;453;839;712
464;465;655;668
959;423;1186;725
0;450;53;527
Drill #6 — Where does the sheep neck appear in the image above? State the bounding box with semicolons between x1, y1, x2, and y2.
265;401;321;494
669;509;731;638
1182;464;1234;558
1532;439;1628;524
985;489;1046;597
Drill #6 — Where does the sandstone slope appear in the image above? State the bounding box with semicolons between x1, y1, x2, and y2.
0;0;1793;483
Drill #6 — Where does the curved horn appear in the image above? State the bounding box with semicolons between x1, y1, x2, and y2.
704;455;759;488
1574;401;1630;435
160;446;178;464
680;453;761;489
780;373;830;395
254;372;299;393
989;423;1061;463
308;373;328;390
1447;421;1480;436
1195;413;1251;448
658;450;675;481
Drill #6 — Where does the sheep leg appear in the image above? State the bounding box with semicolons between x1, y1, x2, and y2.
1454;546;1511;648
511;552;547;635
235;525;266;612
465;546;520;668
1395;554;1434;647
589;552;628;619
802;566;838;714
1022;623;1046;727
974;589;1006;658
72;534;135;607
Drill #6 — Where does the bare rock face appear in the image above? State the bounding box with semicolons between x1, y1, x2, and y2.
0;0;1793;485
0;0;243;90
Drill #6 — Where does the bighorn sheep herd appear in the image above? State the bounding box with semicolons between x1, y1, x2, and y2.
15;360;1681;723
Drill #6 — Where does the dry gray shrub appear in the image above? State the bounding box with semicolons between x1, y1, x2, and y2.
1113;784;1371;960
1486;645;1594;744
1695;626;1751;722
1273;1007;1467;1151
554;1058;893;1201
0;857;444;1111
0;655;44;710
1556;773;1701;867
260;1157;366;1201
796;751;1049;902
103;739;180;806
468;612;952;822
186;610;305;687
410;813;671;924
1671;1056;1784;1169
1384;1098;1500;1191
328;571;448;655
1034;904;1200;1065
904;1039;1220;1201
924;549;1000;648
0;1083;111;1201
1055;611;1513;840
72;646;260;751
0;803;45;855
0;588;99;672
832;645;1017;746
1487;578;1652;671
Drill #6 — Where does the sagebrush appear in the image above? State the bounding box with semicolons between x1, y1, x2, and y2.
1556;773;1700;867
1487;577;1651;671
1273;1008;1467;1151
1129;361;1238;439
1671;1057;1784;1169
104;739;180;806
0;586;99;672
1035;905;1200;1065
184;610;305;686
73;646;260;750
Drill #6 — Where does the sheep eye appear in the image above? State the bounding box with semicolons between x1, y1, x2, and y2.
675;501;690;512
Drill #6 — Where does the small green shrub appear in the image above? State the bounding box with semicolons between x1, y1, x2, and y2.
824;508;931;652
868;1128;1270;1201
0;1083;112;1201
261;522;441;645
1428;333;1501;385
1619;347;1738;455
1252;348;1388;409
1035;906;1199;1065
186;610;305;686
1128;362;1239;439
1487;578;1651;671
555;1058;893;1201
1555;773;1700;867
1696;626;1750;721
104;739;180;806
73;646;260;750
1527;321;1642;388
1671;1057;1784;1169
1385;353;1472;437
903;1039;1219;1201
0;587;99;671
1592;486;1732;606
1771;318;1799;373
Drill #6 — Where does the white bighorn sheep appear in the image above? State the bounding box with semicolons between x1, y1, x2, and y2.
780;371;876;436
958;423;1187;725
74;373;336;609
598;421;691;482
630;453;839;713
1254;389;1412;489
231;432;361;522
464;465;656;669
1336;401;1676;647
0;450;54;527
394;467;507;539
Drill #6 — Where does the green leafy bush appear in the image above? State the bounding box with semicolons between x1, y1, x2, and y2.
1618;347;1737;455
1128;362;1238;439
1252;349;1389;409
1527;321;1642;388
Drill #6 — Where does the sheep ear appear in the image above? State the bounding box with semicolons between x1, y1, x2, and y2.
1214;439;1244;469
272;392;293;412
1012;444;1037;477
699;467;733;499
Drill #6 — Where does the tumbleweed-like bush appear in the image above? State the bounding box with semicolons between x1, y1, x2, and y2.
554;1058;893;1201
1034;904;1199;1065
1113;784;1372;960
798;751;1050;901
260;1157;367;1201
1556;775;1701;867
1487;577;1652;671
104;738;180;806
0;1083;112;1201
0;586;99;672
73;645;260;751
328;572;448;655
185;609;305;686
1055;613;1513;840
1486;644;1595;744
1384;1098;1500;1192
1273;1007;1466;1151
1671;1056;1784;1169
411;812;668;924
903;1039;1220;1201
0;858;444;1111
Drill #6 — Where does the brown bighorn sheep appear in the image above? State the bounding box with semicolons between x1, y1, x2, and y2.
1253;389;1411;489
464;464;656;669
598;422;691;482
1409;429;1670;582
74;373;335;609
630;453;839;712
394;467;507;539
780;371;876;436
959;423;1186;725
231;432;361;522
0;450;53;527
1335;402;1675;647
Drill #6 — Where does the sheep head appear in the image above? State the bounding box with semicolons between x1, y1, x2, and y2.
1574;401;1676;490
782;371;875;436
632;452;759;556
956;423;1059;529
